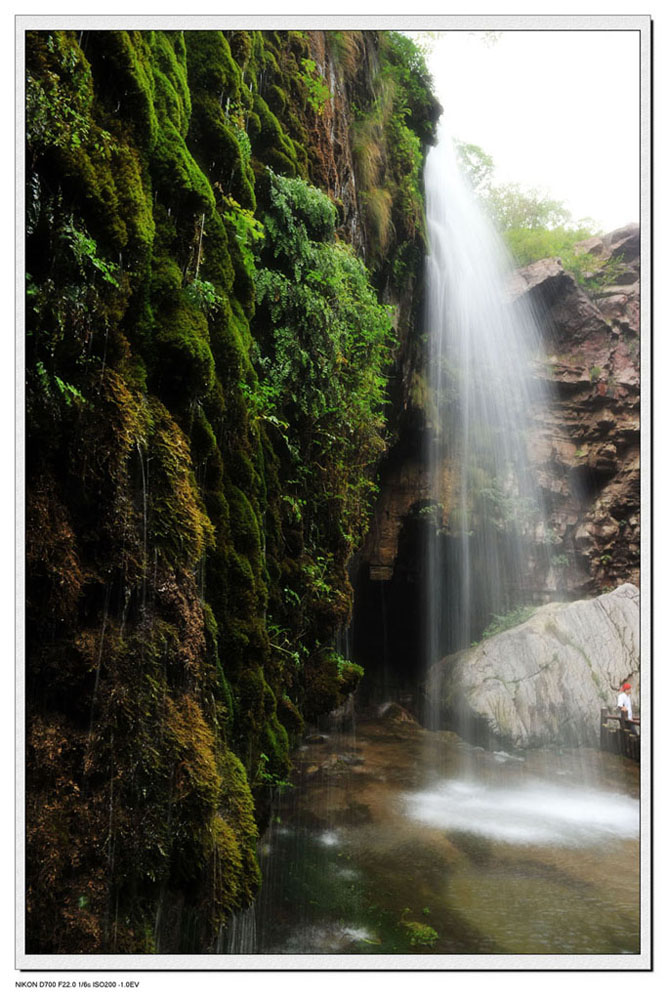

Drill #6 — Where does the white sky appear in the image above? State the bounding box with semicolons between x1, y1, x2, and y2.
417;30;640;234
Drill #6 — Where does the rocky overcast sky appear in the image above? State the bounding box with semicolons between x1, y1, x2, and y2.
416;29;641;235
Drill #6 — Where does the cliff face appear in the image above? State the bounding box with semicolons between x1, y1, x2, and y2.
25;28;439;954
352;226;640;685
510;224;640;595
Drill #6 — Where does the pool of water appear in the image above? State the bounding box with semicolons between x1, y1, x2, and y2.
228;714;640;956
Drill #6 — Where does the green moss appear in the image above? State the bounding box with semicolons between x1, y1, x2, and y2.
146;34;214;213
147;399;214;568
302;650;364;720
149;114;215;213
186;31;241;103
197;210;235;293
228;31;253;72
26;472;85;621
153;298;216;398
110;143;155;266
26;26;439;954
277;694;304;745
250;94;303;179
91;31;159;150
266;84;287;117
227;485;261;555
402;919;439;949
215;746;261;898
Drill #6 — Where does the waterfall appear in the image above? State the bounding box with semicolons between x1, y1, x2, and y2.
219;903;257;954
423;125;549;673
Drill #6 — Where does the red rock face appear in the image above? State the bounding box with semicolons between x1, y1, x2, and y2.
363;226;640;601
511;224;640;595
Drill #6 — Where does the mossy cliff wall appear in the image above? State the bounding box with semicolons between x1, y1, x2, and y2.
25;29;439;953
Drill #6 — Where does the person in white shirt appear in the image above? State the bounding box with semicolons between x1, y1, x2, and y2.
617;682;633;720
617;682;638;735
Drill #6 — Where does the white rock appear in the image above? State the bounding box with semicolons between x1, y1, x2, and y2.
426;584;639;748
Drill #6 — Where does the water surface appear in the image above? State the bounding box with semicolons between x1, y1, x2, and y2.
240;715;640;956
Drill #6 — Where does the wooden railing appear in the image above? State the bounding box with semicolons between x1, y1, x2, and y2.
600;708;640;761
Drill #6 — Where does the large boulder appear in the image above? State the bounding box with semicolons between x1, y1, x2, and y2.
425;584;639;749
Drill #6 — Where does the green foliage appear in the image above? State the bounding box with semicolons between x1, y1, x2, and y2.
26;32;105;155
183;277;225;314
380;32;439;143
222;196;265;278
454;138;627;294
299;57;332;114
25;26;439;955
255;171;395;555
482;605;537;639
503;225;594;268
260;171;336;266
400;909;439;948
256;752;293;789
63;221;120;287
473;476;539;533
485;182;574;232
349;30;439;280
503;231;624;296
302;650;364;719
565;250;628;295
455;141;494;196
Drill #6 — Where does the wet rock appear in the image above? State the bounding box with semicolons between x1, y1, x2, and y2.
493;750;525;764
305;733;329;745
315;753;367;775
512;224;640;595
426;584;639;749
357;226;639;600
335;801;373;826
377;702;417;723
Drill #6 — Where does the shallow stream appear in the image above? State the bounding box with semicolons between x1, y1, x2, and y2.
233;712;640;957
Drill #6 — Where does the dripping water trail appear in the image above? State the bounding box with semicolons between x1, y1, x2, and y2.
87;582;111;752
379;580;389;700
136;440;149;613
220;903;257;954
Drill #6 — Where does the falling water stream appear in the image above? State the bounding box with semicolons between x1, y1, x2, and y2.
424;126;550;668
225;128;640;958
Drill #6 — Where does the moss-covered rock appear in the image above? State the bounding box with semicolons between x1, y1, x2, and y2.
25;26;438;955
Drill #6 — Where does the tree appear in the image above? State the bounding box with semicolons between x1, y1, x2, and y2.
454;139;600;270
484;181;573;231
454;141;494;196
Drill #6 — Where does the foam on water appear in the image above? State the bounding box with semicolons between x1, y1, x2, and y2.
318;829;342;847
403;778;639;845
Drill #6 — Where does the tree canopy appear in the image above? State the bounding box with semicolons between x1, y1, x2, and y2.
454;139;600;275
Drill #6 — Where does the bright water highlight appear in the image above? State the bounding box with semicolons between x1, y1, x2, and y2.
403;778;639;845
245;720;640;956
